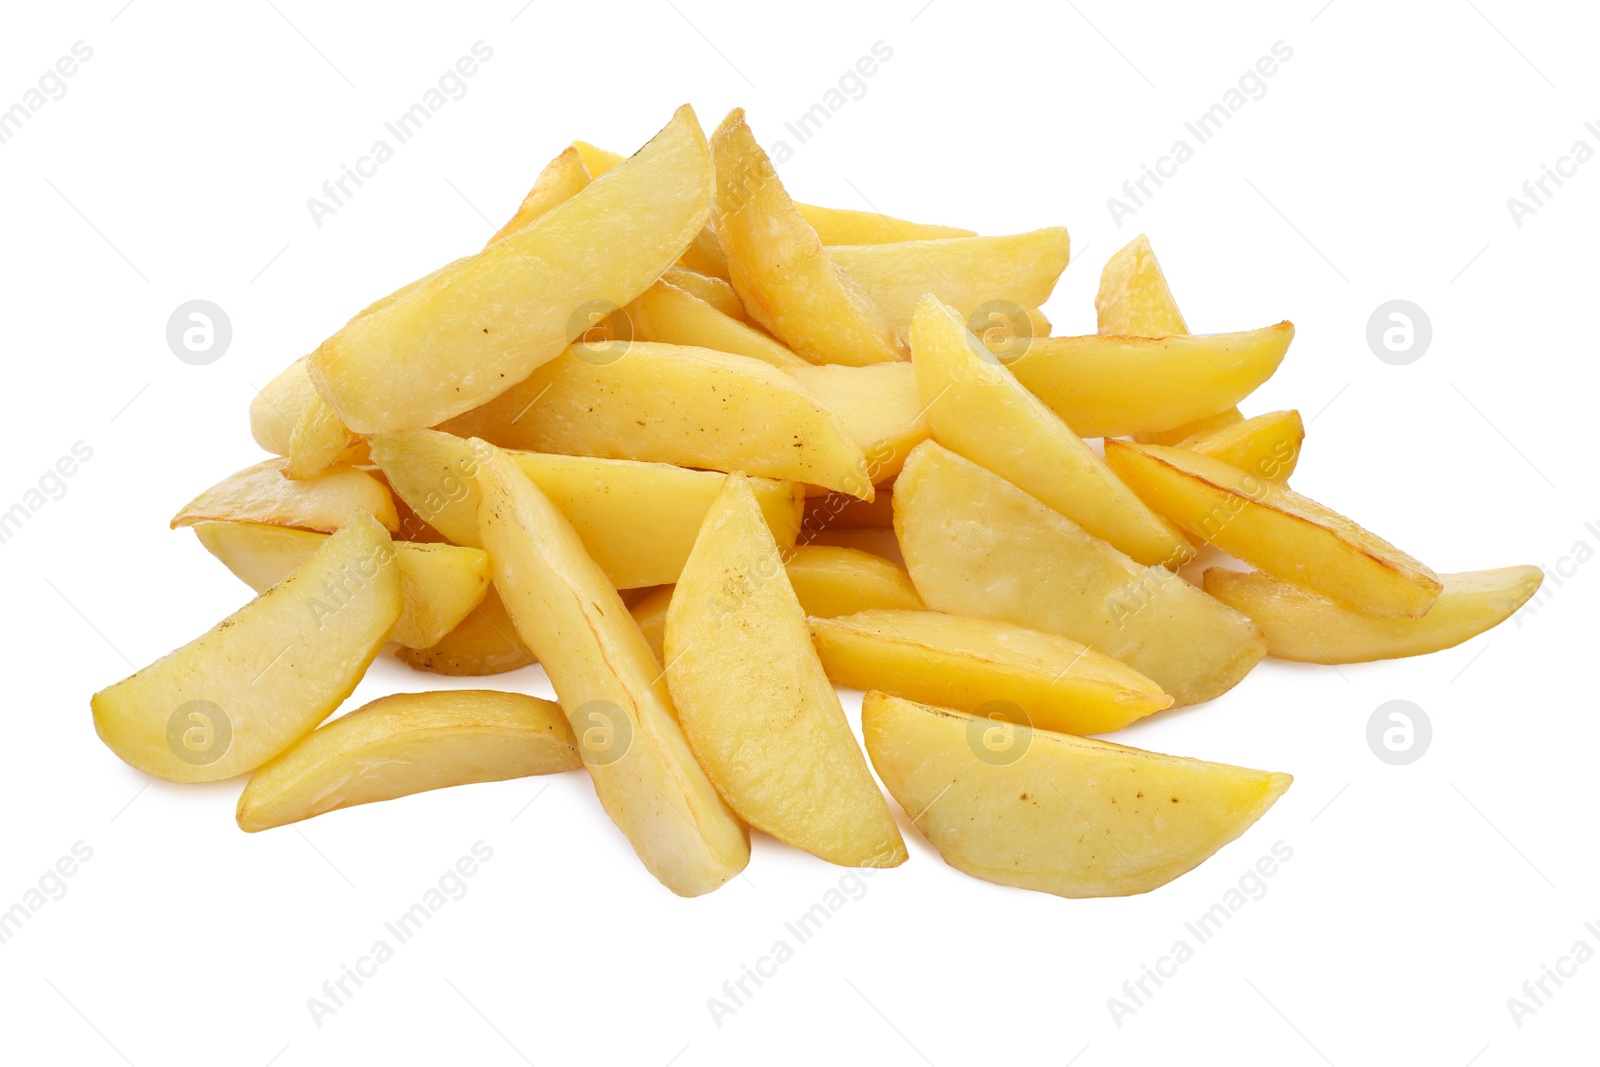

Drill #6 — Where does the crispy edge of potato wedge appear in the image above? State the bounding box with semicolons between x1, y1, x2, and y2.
172;457;398;533
1105;440;1441;618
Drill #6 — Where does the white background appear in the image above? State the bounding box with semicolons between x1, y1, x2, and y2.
1;1;1595;1063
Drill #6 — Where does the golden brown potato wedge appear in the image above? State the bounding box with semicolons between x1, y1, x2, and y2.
487;144;592;246
665;474;905;867
711;109;904;366
441;342;874;499
628;585;674;665
395;589;536;676
894;442;1265;705
92;512;402;783
807;527;904;566
1006;323;1293;439
172;458;398;533
1180;409;1303;484
1096;233;1188;337
311;106;714;432
911;295;1188;567
784;545;924;618
828;228;1071;337
1204;566;1542;663
1105;441;1441;618
813;611;1171;734
191;520;489;649
237;690;580;831
789;362;928;485
369;429;803;588
863;692;1291;898
798;204;974;245
627;279;809;370
475;445;748;896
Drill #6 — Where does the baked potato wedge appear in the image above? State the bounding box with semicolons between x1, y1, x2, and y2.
311;105;713;431
828;228;1071;337
894;442;1265;705
710;109;904;366
665;474;905;867
475;445;748;896
92;512;402;783
1105;440;1441;617
1006;324;1293;439
395;589;536;676
1180;409;1303;484
1204;566;1542;663
911;294;1188;567
440;342;874;499
789;362;929;486
862;692;1291;898
798;204;973;245
627;279;808;370
812;610;1172;734
784;545;924;618
237;690;579;831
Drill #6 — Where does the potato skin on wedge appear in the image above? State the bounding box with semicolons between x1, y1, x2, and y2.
711;109;905;366
812;610;1171;735
173;458;397;534
93;512;402;783
862;693;1291;898
475;445;749;896
1204;566;1543;663
395;589;536;677
894;442;1265;706
237;690;580;831
1105;440;1441;618
665;474;906;868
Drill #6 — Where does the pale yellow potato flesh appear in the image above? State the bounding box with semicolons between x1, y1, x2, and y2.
784;546;924;618
440;342;874;499
1205;566;1543;663
286;393;360;480
191;520;489;649
1096;234;1189;337
486;145;592;247
665;474;905;867
1105;441;1441;618
789;362;928;485
396;589;536;676
660;265;747;321
627;280;809;370
910;295;1188;567
172;457;398;533
251;356;319;456
711;109;905;366
310;106;713;432
862;692;1291;898
237;690;580;831
1180;409;1303;484
574;140;731;281
475;446;748;896
798;204;974;245
1006;323;1294;439
828;228;1071;338
370;430;805;586
894;442;1265;706
92;512;402;783
814;610;1170;735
